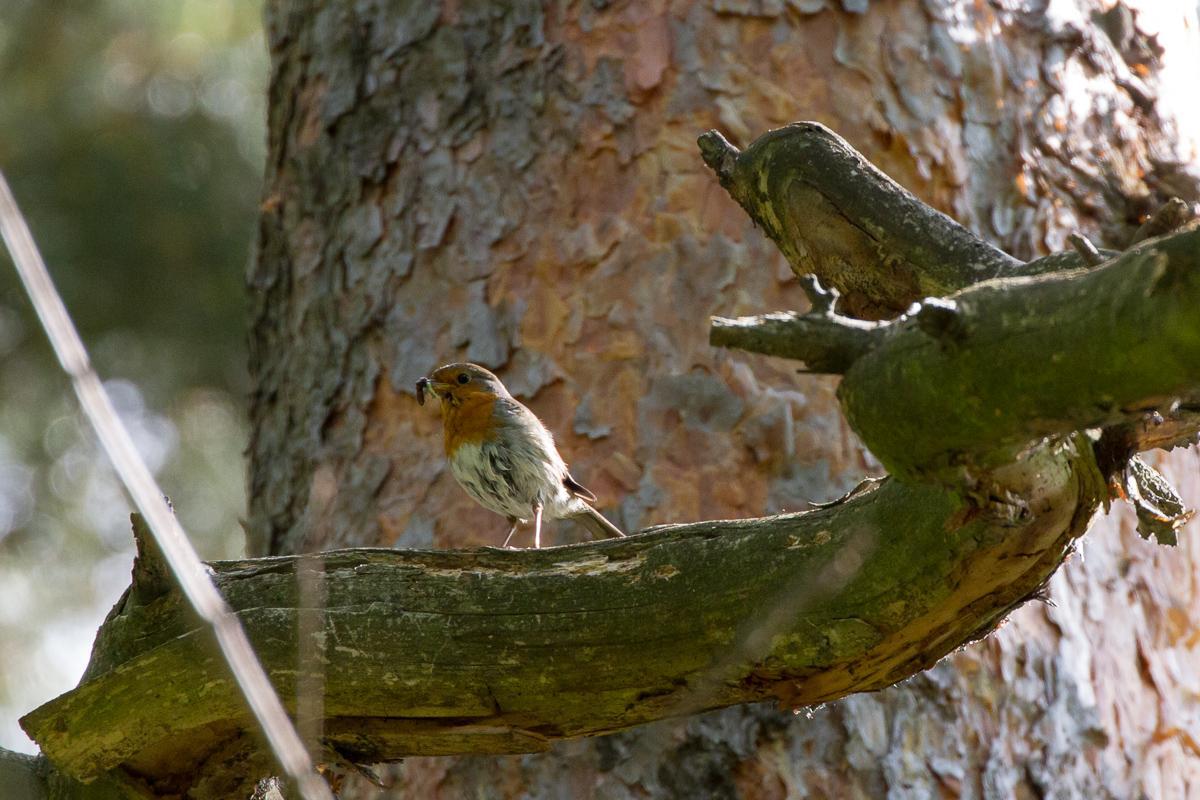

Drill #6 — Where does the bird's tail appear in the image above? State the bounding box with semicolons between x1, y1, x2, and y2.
572;504;626;539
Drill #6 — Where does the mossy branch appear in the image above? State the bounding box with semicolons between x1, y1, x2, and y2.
0;748;126;800
19;123;1198;798
711;228;1200;481
839;229;1200;480
24;455;1103;795
704;123;1200;480
698;124;1022;318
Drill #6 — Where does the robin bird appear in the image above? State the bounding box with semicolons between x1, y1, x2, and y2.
416;362;626;548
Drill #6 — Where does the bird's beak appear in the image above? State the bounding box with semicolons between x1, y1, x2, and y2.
415;377;451;406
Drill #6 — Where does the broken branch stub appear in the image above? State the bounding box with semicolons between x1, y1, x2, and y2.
19;122;1199;797
708;310;883;373
704;124;1200;480
698;124;1021;318
711;225;1200;477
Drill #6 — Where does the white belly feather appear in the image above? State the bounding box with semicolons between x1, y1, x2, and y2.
449;434;583;522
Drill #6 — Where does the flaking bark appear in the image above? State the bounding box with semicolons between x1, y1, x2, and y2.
246;3;1200;798
21;1;1200;782
22;118;1200;796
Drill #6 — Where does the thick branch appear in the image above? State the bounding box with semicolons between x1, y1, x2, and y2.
835;227;1200;480
25;124;1197;798
25;453;1103;793
0;748;126;800
0;750;53;800
711;226;1200;478
698;124;1022;317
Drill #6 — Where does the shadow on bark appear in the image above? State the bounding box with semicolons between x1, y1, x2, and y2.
18;123;1200;798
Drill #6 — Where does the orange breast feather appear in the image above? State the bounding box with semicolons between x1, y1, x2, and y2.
442;394;500;456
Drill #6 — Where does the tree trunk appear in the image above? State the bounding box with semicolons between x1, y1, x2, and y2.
247;1;1200;798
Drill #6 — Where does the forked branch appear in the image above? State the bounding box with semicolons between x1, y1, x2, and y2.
19;123;1200;799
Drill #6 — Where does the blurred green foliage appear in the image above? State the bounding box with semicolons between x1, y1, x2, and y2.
0;0;266;392
0;0;266;752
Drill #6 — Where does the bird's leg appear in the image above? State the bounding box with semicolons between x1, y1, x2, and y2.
533;502;544;550
502;517;520;549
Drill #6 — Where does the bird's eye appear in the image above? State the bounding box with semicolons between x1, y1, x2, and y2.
457;373;470;385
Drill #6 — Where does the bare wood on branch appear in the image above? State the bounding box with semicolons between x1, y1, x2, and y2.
18;124;1200;796
24;456;1102;791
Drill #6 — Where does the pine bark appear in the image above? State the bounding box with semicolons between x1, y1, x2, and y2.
82;0;1200;797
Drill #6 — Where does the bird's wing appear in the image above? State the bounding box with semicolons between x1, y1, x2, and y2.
562;471;597;502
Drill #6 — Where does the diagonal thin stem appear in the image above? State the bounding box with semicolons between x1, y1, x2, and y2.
0;171;333;800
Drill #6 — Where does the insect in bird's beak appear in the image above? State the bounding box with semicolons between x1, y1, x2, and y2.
416;377;432;406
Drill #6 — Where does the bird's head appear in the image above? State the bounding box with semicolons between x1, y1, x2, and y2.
416;362;510;409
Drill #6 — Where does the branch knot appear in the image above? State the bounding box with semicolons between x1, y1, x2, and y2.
697;130;739;187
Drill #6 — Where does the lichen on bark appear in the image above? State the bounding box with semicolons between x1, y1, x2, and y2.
21;1;1200;798
22;115;1200;796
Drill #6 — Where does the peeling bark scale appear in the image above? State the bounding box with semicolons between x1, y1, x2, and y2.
16;1;1200;798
